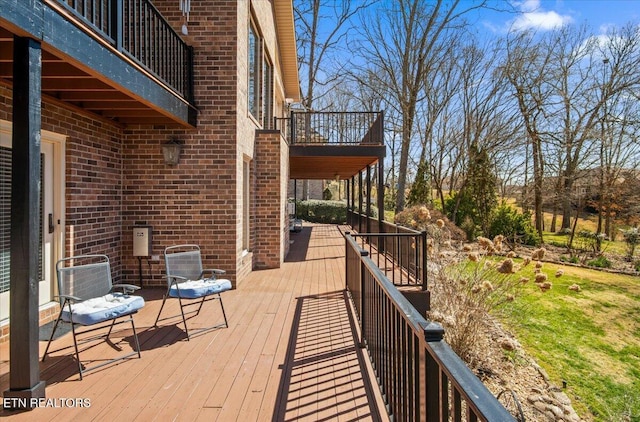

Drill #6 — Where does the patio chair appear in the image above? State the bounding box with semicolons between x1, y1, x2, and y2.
154;244;231;340
42;255;145;380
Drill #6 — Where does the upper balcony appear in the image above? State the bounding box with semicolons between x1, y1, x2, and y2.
0;0;196;127
284;111;386;180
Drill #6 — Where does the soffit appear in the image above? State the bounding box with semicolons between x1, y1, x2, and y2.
273;0;300;102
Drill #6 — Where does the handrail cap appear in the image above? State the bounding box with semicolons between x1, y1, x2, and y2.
423;321;445;341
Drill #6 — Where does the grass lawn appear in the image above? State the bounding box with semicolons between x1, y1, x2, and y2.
505;261;640;421
543;231;630;257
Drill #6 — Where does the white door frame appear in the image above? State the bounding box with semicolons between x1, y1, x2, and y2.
0;120;65;321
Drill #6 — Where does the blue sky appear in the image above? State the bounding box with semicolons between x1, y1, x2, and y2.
477;0;640;34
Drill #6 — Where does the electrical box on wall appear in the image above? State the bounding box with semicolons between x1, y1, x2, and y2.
133;226;152;257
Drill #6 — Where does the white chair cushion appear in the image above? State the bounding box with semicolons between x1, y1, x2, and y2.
61;293;145;326
169;278;232;299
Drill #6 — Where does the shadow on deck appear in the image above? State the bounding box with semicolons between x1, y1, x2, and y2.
0;224;387;421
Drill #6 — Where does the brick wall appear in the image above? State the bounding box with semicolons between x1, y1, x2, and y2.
0;0;293;342
289;179;325;200
0;86;124;273
254;130;285;269
0;86;124;343
121;0;241;287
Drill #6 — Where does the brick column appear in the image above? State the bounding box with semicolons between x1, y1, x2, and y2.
254;130;288;269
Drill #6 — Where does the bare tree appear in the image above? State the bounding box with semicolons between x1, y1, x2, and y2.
351;0;491;213
595;82;640;239
448;41;520;226
504;23;640;241
503;30;555;240
294;0;376;110
548;25;640;231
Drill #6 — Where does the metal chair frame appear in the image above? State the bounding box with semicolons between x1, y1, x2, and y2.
41;254;143;379
154;245;229;340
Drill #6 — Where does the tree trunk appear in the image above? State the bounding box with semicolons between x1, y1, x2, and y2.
561;177;573;230
532;134;545;242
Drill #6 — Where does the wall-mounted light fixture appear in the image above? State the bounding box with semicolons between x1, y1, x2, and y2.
162;139;183;166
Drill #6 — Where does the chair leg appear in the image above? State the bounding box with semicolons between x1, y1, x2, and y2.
68;318;83;380
130;316;142;358
105;318;117;340
42;306;66;362
194;295;206;316
218;294;229;328
177;296;190;340
154;293;169;327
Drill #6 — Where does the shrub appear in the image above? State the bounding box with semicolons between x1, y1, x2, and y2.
460;216;476;241
443;191;476;227
560;255;580;264
322;187;332;200
487;203;539;246
586;255;612;269
575;230;605;254
295;200;346;224
621;227;640;261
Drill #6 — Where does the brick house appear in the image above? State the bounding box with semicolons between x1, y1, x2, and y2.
0;0;387;402
0;0;304;400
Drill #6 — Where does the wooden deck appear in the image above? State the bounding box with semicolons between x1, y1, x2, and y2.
0;224;388;421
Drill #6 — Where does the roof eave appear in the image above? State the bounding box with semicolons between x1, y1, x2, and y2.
274;0;301;102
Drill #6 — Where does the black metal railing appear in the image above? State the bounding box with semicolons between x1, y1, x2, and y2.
350;230;427;290
345;233;514;422
53;0;193;101
348;209;427;290
289;111;383;145
274;116;290;142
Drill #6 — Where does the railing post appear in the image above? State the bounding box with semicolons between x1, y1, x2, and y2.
366;165;372;233
421;230;428;291
359;249;369;348
344;231;350;290
424;321;445;421
290;111;296;144
358;170;363;233
186;45;194;103
111;0;123;52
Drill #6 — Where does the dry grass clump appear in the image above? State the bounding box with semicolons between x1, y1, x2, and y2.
428;248;528;368
497;258;515;274
394;205;466;241
426;232;554;370
531;247;546;260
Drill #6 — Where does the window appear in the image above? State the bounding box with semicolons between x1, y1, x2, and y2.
0;147;44;295
248;19;261;120
248;16;274;127
0;146;11;295
242;159;251;251
263;55;274;128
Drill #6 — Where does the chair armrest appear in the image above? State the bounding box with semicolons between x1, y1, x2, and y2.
203;269;226;277
168;275;188;285
58;294;82;303
111;284;141;294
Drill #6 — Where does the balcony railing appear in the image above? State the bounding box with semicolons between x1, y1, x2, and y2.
289;111;384;145
52;0;193;102
348;209;427;290
345;233;514;421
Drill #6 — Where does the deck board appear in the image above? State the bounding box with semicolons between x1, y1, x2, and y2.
1;224;387;421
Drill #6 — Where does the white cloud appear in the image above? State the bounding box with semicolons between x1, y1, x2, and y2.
512;10;573;31
507;0;573;32
517;0;542;13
